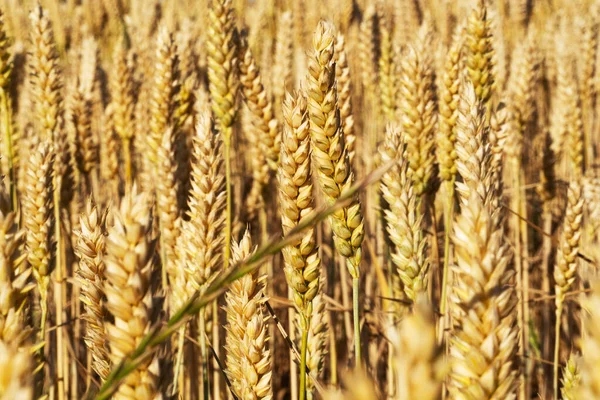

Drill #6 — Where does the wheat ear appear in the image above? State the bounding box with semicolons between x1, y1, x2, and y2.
464;0;494;107
238;33;280;220
74;199;110;380
553;181;584;398
306;20;364;364
378;15;397;121
110;38;136;187
207;0;238;269
271;11;293;114
448;84;519;400
397;24;437;198
104;189;161;399
224;230;272;399
23;140;53;339
279;90;321;399
390;297;444;400
380;124;429;302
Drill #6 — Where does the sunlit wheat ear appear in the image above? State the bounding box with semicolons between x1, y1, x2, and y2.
577;279;600;398
207;0;238;131
455;81;495;207
104;188;160;399
357;5;378;97
0;9;11;92
437;25;464;183
224;230;272;400
397;24;437;198
22;140;54;330
74;199;110;380
380;124;429;302
464;0;494;106
390;297;445;400
448;183;518;397
306;20;363;280
173;113;225;310
279;91;320;318
28;5;68;183
334;32;356;166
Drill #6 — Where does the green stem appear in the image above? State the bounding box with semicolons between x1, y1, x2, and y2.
299;323;309;400
352;276;361;366
554;305;562;400
223;130;232;269
0;90;16;211
199;310;209;400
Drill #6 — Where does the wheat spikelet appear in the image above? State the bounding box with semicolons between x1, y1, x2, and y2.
104;189;161;399
69;73;96;180
397;24;437;197
207;0;238;131
437;26;464;183
74;199;110;380
554;181;584;309
488;103;508;210
334;33;356;166
577;279;600;398
148;26;180;167
279;91;320;318
380;124;429;302
22;141;54;329
224;230;272;399
390;298;444;400
464;0;494;106
306;20;363;279
561;354;580;400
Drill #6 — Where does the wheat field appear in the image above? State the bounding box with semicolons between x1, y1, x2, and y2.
0;0;599;399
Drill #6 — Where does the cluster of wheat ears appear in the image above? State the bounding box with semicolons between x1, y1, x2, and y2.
1;0;600;399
